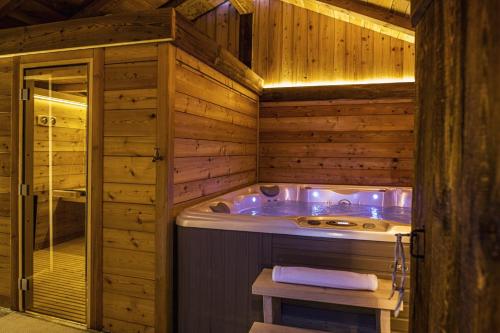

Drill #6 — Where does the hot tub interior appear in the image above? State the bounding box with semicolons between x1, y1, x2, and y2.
209;184;412;226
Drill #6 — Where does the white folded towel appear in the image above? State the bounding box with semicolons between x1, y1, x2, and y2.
272;266;378;291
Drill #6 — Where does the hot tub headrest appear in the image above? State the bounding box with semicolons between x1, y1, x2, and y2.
260;185;280;197
209;202;231;214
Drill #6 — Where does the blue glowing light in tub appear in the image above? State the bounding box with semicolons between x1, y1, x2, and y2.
312;191;320;198
372;194;379;200
370;207;380;219
252;197;257;203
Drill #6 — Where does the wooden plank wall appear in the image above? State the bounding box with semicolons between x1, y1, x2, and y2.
193;0;415;85
101;44;158;333
259;84;415;186
0;58;12;306
173;48;258;208
194;2;240;58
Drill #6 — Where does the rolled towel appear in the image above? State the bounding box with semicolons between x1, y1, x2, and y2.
272;266;378;291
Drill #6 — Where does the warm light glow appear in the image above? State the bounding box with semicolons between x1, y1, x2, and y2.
34;94;87;108
263;77;415;89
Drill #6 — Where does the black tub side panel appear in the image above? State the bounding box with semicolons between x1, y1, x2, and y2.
177;227;410;333
178;227;269;333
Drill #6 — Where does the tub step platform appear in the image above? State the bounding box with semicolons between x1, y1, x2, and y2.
250;322;325;333
252;269;397;333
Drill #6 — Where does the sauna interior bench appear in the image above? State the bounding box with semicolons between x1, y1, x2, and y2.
250;322;325;333
252;269;397;333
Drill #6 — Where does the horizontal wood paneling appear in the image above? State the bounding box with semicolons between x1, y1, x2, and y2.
259;84;415;186
102;44;158;331
173;49;258;207
102;291;155;326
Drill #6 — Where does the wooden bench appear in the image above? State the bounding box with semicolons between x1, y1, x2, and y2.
250;322;325;333
252;269;398;333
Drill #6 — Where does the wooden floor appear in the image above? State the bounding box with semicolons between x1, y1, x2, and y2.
32;237;86;323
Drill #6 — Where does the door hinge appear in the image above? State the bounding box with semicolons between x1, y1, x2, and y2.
19;183;30;196
20;88;30;101
19;278;30;291
410;228;425;259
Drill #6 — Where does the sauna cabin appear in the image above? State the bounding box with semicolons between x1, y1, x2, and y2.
0;1;498;333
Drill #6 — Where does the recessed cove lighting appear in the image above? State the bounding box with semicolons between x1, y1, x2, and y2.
263;77;415;89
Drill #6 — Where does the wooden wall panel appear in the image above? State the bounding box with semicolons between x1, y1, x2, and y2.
259;83;415;186
194;0;415;86
102;43;158;332
0;58;12;306
173;49;258;208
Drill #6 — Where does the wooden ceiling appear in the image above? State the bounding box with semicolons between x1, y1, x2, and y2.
0;0;412;41
0;0;170;28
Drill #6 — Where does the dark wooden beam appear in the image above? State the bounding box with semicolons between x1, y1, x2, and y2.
410;0;433;27
0;0;27;18
175;0;226;20
261;82;416;102
320;0;413;31
73;0;168;18
22;0;68;22
229;0;254;14
0;9;175;57
280;0;414;42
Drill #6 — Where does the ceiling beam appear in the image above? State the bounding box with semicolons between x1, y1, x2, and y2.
229;0;254;15
0;0;27;18
280;0;414;43
175;0;226;20
73;0;169;18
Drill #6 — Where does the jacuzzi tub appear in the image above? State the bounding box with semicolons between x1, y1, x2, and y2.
177;183;412;242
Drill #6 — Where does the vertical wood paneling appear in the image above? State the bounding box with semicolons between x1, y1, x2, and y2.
194;2;240;58
263;1;414;84
281;2;294;82
267;0;282;84
318;13;334;82
193;0;415;85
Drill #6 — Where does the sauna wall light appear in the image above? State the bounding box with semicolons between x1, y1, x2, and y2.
34;94;87;108
263;77;415;89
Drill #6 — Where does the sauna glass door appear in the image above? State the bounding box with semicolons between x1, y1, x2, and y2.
22;65;88;323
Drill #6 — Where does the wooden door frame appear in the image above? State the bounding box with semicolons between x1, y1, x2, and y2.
11;50;103;329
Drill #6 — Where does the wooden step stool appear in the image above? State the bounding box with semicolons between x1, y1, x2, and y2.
251;269;398;333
